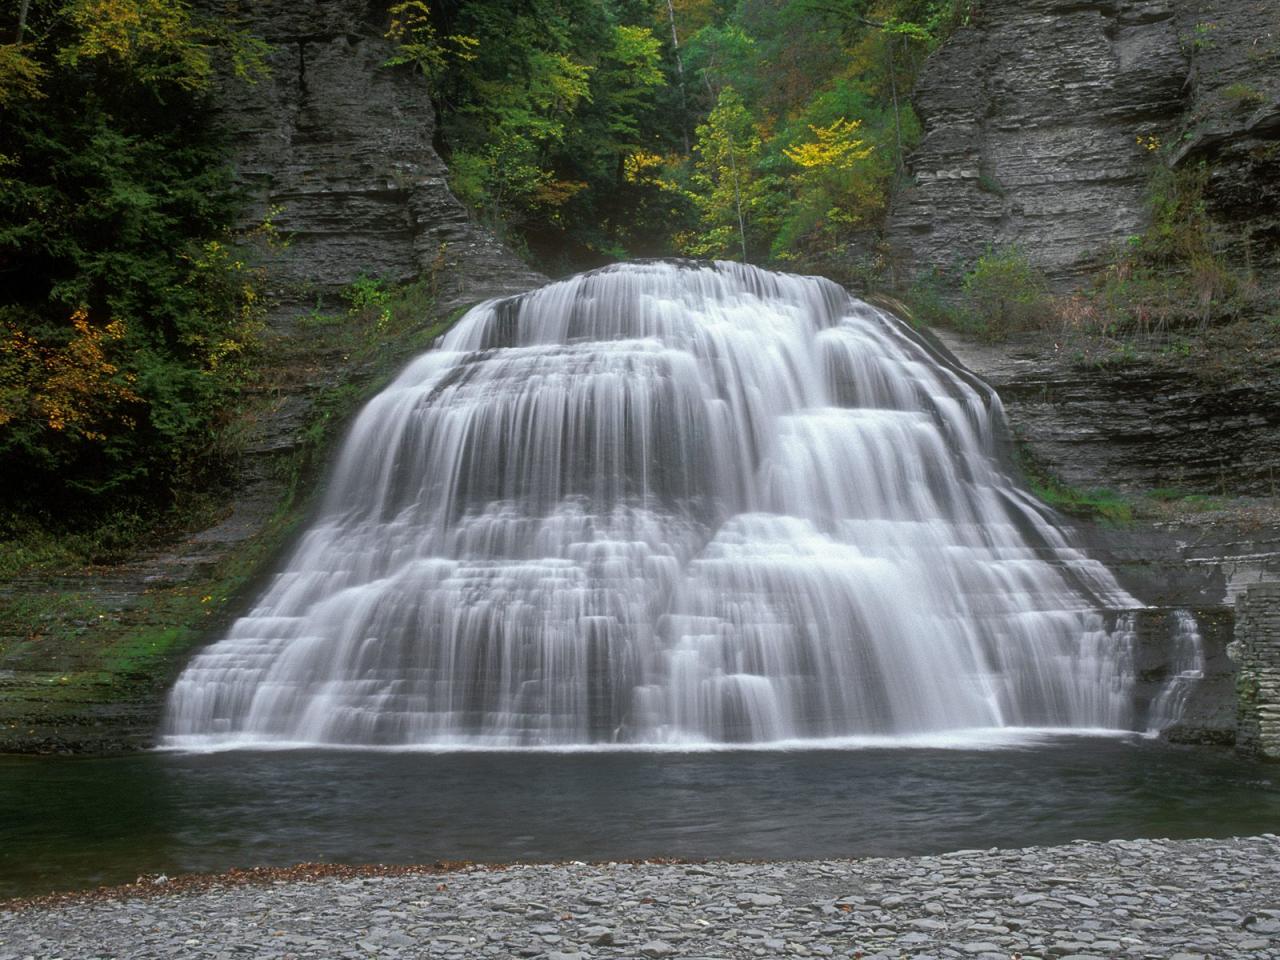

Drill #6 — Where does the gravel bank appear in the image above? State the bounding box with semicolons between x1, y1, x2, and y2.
2;836;1278;959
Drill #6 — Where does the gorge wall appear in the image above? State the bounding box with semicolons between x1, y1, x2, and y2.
884;0;1280;752
930;330;1280;500
885;0;1280;288
207;0;545;316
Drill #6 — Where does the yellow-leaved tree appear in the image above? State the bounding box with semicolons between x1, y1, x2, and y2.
0;308;140;443
681;86;775;261
775;117;879;258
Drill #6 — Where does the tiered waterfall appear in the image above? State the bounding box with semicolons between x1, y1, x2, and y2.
165;261;1143;747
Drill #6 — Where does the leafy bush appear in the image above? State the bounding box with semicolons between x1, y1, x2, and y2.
1079;162;1264;337
960;246;1049;338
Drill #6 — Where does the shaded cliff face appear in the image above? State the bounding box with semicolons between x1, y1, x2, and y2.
886;0;1280;286
1172;0;1280;279
210;0;544;314
932;322;1280;604
931;329;1280;499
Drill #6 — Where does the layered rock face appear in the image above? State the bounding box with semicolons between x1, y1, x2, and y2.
1234;582;1280;759
886;0;1280;286
931;331;1280;498
209;0;544;315
1170;0;1280;282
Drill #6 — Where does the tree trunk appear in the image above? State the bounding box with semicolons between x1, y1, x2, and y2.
888;36;904;173
728;142;748;262
664;0;691;154
16;0;31;44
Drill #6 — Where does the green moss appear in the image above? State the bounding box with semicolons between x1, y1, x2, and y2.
1013;442;1134;526
1032;480;1135;526
976;173;1005;196
0;496;305;730
1222;82;1266;108
1238;671;1260;705
1145;488;1221;509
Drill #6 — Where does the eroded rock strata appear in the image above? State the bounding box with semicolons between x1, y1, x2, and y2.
886;0;1280;287
206;0;545;315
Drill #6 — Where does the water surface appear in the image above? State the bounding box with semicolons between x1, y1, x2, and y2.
3;734;1278;898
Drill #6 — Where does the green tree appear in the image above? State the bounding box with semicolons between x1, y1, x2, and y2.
683;86;772;260
0;0;267;524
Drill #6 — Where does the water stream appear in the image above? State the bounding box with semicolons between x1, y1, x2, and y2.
5;739;1279;898
165;261;1149;748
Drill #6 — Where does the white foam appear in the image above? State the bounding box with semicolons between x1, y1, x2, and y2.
163;262;1145;749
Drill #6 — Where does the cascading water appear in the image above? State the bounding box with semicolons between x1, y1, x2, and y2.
1147;610;1206;732
165;260;1147;748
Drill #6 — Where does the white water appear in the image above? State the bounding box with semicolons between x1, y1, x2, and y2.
1147;609;1206;731
165;261;1146;748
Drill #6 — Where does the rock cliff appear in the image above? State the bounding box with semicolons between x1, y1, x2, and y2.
931;330;1280;499
209;0;545;315
886;0;1280;287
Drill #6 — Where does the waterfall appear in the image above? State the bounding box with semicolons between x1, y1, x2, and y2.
165;261;1144;748
1147;609;1206;731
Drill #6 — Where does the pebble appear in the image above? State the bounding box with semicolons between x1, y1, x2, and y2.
2;837;1279;959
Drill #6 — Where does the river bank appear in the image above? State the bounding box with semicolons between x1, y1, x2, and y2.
2;837;1278;959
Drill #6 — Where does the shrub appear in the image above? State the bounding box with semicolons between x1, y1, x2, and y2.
960;246;1049;338
1083;161;1259;336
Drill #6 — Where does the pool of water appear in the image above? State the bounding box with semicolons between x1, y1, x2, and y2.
3;733;1278;899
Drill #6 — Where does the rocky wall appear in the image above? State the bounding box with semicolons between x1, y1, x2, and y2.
928;328;1280;500
1233;581;1280;759
207;0;544;317
885;0;1280;287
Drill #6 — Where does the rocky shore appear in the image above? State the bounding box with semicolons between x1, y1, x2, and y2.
3;837;1278;959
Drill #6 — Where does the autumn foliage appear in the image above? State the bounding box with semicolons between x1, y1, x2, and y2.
407;0;971;269
0;0;266;524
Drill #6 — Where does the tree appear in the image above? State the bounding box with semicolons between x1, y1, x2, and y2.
684;86;770;260
384;0;478;85
0;0;267;519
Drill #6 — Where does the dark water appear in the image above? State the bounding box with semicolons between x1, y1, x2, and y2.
2;734;1278;899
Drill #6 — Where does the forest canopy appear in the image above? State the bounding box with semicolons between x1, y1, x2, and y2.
0;0;267;529
408;0;974;272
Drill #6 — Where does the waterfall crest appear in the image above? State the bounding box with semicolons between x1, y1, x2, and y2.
165;261;1143;747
